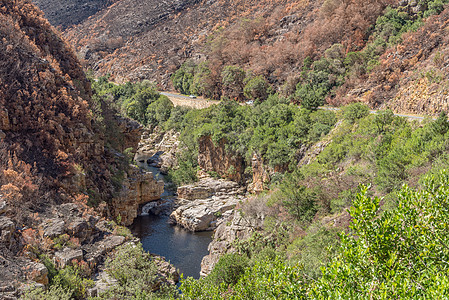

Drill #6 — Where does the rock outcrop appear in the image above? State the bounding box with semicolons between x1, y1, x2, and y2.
249;153;270;193
136;127;180;174
111;166;164;226
170;177;245;231
200;209;263;276
198;136;245;183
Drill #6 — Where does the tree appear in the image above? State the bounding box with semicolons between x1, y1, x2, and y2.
280;170;318;223
432;110;449;135
171;60;196;95
343;102;370;123
145;96;173;126
243;75;269;101
296;83;327;110
374;109;394;133
221;65;246;100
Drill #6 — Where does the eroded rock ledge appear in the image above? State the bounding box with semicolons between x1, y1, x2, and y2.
170;177;246;232
111;165;164;226
200;209;263;277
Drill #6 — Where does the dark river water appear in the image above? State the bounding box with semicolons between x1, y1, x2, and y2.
131;161;213;279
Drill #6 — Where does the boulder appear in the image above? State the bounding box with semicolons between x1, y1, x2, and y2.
200;210;263;276
25;262;49;285
153;256;180;284
0;200;7;215
177;177;243;200
170;177;245;231
87;271;119;298
84;235;126;266
0;216;15;244
40;218;65;238
67;218;90;241
55;248;84;268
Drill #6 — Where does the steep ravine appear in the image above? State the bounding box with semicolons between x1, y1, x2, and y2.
132;128;250;278
131;161;213;279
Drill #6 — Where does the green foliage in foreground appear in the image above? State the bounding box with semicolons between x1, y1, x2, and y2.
93;243;176;300
180;256;307;300
181;171;449;299
313;172;449;298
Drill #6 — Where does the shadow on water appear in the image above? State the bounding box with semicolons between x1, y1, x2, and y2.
131;157;213;279
131;215;212;279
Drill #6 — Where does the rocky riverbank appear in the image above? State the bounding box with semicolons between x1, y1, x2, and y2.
170;177;246;232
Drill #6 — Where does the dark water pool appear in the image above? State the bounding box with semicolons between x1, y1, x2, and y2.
131;214;213;279
131;158;212;279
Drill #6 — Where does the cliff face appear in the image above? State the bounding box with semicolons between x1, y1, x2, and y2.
0;0;164;293
198;136;245;183
111;166;164;226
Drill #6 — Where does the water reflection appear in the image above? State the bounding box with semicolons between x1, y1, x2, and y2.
133;156;212;279
131;214;213;279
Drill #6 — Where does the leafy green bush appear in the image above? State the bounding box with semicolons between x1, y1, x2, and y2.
207;253;249;286
312;172;449;298
343;102;370;123
97;243;176;299
278;170;318;224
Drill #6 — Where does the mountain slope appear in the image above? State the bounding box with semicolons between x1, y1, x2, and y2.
335;7;449;115
64;0;394;87
31;0;114;28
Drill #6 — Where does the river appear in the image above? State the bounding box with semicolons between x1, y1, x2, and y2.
131;162;213;279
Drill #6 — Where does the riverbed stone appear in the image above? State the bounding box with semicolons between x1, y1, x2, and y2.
170;177;245;231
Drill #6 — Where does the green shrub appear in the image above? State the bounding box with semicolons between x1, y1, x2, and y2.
343;102;370;123
207;253;249;286
97;243;176;299
311;172;449;298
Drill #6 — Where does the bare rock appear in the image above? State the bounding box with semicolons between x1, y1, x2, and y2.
0;200;7;215
25;262;49;285
0;216;15;244
171;177;244;231
250;153;270;193
84;235;126;265
177;177;243;200
55;248;84;268
136;127;180;173
40;218;65;238
153;256;180;284
111;166;164;225
67;218;91;242
198;136;244;183
200;210;262;276
88;271;119;297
